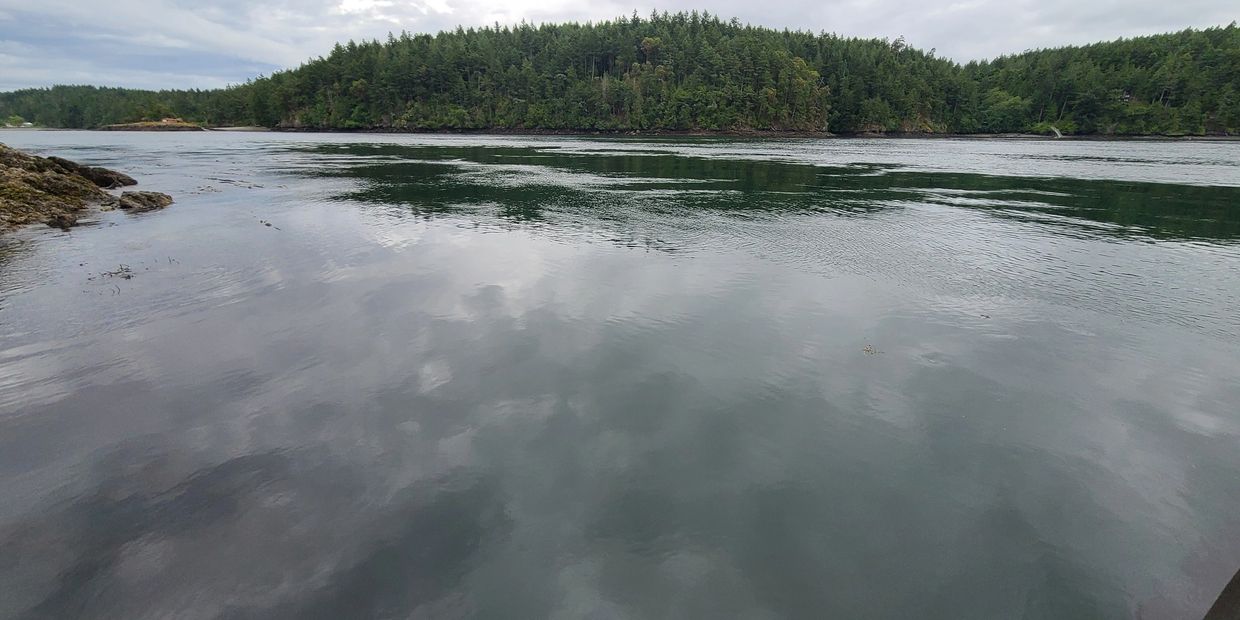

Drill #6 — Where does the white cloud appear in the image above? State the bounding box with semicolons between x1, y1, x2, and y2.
80;32;194;50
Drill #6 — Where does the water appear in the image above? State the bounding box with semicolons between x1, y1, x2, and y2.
1;132;1238;619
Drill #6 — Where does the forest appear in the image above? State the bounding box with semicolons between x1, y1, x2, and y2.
1;13;1237;135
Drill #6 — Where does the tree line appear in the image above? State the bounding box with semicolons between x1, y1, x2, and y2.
1;13;1236;135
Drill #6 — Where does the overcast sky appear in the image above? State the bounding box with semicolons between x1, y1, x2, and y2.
0;0;1235;91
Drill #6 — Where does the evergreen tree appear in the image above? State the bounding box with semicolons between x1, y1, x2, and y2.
1;16;1235;135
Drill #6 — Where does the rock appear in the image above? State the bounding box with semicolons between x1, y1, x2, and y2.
48;156;137;188
118;191;173;212
1;142;155;230
1;143;108;229
45;212;78;230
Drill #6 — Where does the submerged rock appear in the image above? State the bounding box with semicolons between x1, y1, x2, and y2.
45;212;78;230
118;191;174;212
0;142;161;230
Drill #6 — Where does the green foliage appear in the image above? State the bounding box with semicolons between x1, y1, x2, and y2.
0;15;1236;135
965;23;1240;135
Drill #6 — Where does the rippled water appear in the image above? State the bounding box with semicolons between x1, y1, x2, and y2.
1;132;1238;619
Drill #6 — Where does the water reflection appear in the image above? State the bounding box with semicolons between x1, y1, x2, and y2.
299;142;1240;244
0;133;1238;619
2;441;507;619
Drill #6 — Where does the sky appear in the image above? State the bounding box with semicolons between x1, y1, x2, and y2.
0;0;1235;91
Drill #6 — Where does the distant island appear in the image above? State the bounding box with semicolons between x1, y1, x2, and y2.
100;118;205;131
0;13;1236;136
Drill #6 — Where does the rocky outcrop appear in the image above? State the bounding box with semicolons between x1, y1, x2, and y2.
0;142;171;230
118;191;173;212
1;143;107;229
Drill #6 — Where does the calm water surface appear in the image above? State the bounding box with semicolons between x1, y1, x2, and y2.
1;132;1238;619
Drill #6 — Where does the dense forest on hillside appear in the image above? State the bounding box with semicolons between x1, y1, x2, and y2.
2;13;1237;135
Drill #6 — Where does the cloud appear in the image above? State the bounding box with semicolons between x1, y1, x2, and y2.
0;0;1235;90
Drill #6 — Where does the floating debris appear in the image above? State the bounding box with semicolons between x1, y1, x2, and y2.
206;176;263;189
862;344;882;355
101;264;134;279
87;264;135;281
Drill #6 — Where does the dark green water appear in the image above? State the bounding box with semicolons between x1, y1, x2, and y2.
1;132;1239;619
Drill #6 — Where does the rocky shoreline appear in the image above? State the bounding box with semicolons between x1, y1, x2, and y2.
0;143;173;231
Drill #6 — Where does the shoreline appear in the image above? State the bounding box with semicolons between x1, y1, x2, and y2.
4;127;1236;141
267;127;1240;141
